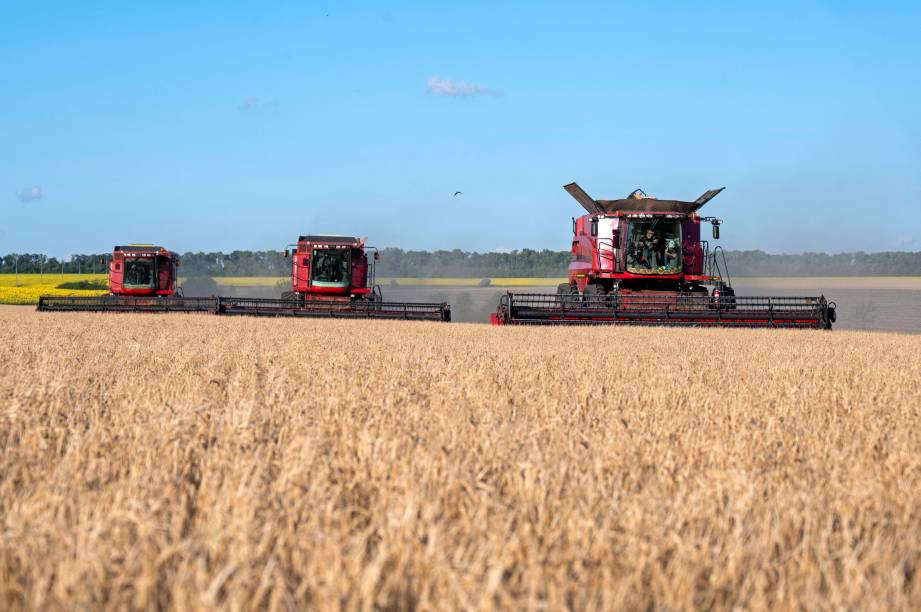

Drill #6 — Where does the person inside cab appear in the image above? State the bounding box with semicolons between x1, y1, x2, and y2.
664;235;680;268
126;259;152;286
632;228;661;269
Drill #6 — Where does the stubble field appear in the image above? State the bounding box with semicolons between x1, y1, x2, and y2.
1;307;920;610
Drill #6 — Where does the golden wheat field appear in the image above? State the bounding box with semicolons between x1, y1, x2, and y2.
1;307;920;611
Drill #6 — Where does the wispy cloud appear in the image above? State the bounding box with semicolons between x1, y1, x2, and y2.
237;96;278;112
16;186;42;203
895;236;920;251
238;96;260;111
425;76;500;98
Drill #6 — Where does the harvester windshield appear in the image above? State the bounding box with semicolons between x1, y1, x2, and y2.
626;218;682;275
311;249;350;287
123;258;156;289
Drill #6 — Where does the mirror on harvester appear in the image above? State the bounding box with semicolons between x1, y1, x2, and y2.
283;249;290;258
712;223;720;240
374;252;380;260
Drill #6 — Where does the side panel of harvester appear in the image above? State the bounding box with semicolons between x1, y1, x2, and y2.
291;249;310;293
568;217;593;292
351;253;369;293
681;219;703;277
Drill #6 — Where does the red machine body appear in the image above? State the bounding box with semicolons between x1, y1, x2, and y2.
107;244;179;297
563;183;725;298
284;235;377;302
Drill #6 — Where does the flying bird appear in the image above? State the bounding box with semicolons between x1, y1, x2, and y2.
453;191;462;197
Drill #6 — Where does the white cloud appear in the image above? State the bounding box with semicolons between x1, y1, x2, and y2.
238;96;260;111
425;76;499;97
238;96;279;112
16;186;42;203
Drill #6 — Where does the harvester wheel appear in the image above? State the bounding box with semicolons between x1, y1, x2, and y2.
710;284;737;310
678;286;708;311
557;283;578;308
582;284;606;309
604;290;620;311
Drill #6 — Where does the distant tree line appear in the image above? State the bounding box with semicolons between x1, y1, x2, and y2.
374;249;569;277
2;249;920;277
718;250;921;277
0;253;108;275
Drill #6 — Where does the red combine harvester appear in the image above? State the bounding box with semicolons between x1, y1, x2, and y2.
492;183;836;328
282;235;380;303
38;237;451;322
37;244;217;312
217;235;451;321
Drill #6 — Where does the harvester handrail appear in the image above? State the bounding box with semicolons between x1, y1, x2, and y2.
713;245;732;287
595;236;617;271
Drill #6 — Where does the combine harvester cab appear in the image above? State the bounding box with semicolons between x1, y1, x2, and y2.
215;235;451;322
37;245;218;313
492;184;836;329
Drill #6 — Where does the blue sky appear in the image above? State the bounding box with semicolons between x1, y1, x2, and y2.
2;1;920;256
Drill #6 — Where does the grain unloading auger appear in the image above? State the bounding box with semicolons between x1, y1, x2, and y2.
37;239;451;322
491;184;836;329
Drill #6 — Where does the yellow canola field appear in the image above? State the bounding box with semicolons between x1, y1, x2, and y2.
0;274;107;305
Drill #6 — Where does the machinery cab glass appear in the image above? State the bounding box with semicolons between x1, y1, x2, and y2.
625;217;682;275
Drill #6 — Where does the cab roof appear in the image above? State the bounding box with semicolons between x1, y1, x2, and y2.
297;235;363;246
113;244;168;253
564;182;724;215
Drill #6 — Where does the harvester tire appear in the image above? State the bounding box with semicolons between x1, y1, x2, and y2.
604;290;620;311
582;284;606;309
557;283;578;308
